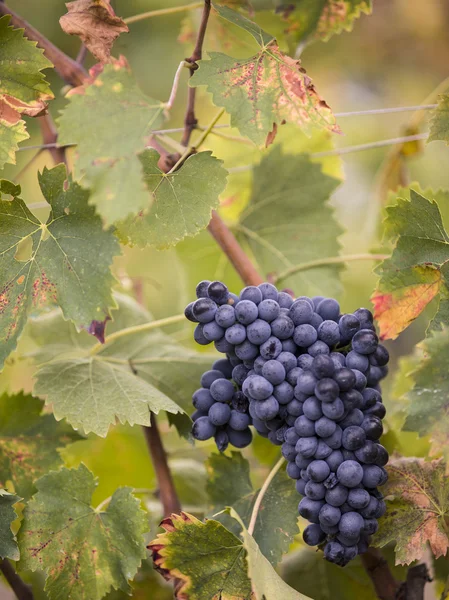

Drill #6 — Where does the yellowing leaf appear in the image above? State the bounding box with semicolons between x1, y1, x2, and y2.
428;95;449;145
60;0;129;63
374;458;449;565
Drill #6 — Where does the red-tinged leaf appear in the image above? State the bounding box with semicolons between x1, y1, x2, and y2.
60;0;129;63
87;316;111;344
374;458;449;564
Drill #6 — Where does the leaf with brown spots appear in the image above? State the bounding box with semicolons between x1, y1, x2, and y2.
372;189;449;339
0;165;119;371
0;489;21;561
18;464;149;600
191;4;340;146
60;0;128;63
0;15;53;168
0;392;81;499
373;457;449;564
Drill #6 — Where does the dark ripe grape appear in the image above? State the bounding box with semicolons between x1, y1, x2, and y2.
193;388;215;412
258;282;279;301
277;352;297;373
319;504;342;527
210;378;234;402
191;410;206;421
307;460;331;482
326;450;344;472
339;313;360;342
308;341;330;357
215;304;236;328
342;426;366;451
215;430;229;452
362;415;383;440
260;336;283;360
374;499;386;519
193;297;218;323
228;410;250;431
282;442;297;462
361;387;381;409
352;369;367;391
316;298;340;322
371;344;389;366
363;518;379;535
246;319;272;345
289;300;314;326
252;417;269;436
225;323;246;345
253;356;267;375
235;300;258;325
315;378;339;403
305;481;326;500
298;354;314;369
228;293;240;306
285;414;297;426
276;424;288;442
293;324;317;347
324;540;345;564
334;368;356;392
254;396;279;421
315;416;336;438
192;416;216;440
232;391;249;414
322;398;345;421
282;339;298;353
374;444;389;467
325;484;348;507
360;496;379;518
330;352;346;370
287;366;303;386
321;522;339;535
315;440;333;459
362;465;387;488
295;415;316;437
296;371;318;395
295;454;313;470
278;291;294;308
201;370;224;389
301;469;310;482
231;365;249;387
294;387;307;402
346;350;369;372
209;403;231;426
367;366;384;386
214;337;234;353
323;425;343;450
226;427;253;448
235;340;259;361
296;479;307;495
194;324;210;345
274;381;295;405
247;375;273;400
258;299;280;323
294;296;313;309
285;427;299;445
207;281;229;305
354;308;374;325
203;321;225;341
365;402;387;419
229;356;243;367
342;449;356;461
339;511;364;538
337;460;364;488
340;389;363;410
312;296;325;309
296;436;318;458
311;355;335;379
287;399;303;417
354;441;379;464
298;498;325;523
196;280;211;298
262;360;286;385
358;536;370;555
339;502;353;515
287;461;301;479
340;409;364;429
318;320;341;346
337;532;360;548
303;397;323;421
303;523;326;546
185;301;197;322
352;329;379;355
240;285;263;305
310;313;324;329
347;488;370;509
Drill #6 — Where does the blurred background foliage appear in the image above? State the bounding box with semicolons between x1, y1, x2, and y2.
2;0;449;598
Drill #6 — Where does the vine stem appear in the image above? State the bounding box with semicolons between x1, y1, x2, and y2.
273;253;389;284
247;457;285;536
360;549;401;600
0;560;34;600
38;113;67;167
124;2;203;25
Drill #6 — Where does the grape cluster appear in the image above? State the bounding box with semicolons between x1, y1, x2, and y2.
185;280;389;566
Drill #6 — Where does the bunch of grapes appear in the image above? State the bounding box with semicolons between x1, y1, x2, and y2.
185;280;389;566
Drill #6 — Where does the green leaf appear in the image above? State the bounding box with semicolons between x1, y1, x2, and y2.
58;58;165;225
235;148;342;297
373;457;449;565
206;452;253;510
18;464;149;599
428;94;449;145
149;512;253;600
191;6;340;146
0;489;21;561
30;294;214;437
0;165;119;370
0;110;29;170
117;150;228;249
0;392;80;499
372;189;449;340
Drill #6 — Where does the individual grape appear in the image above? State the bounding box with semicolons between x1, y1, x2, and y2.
282;339;298;354
267;429;283;445
226;427;253;448
310;313;324;329
276;352;297;373
286;399;303;416
235;340;259;361
339;503;353;515
270;315;295;340
278;291;294;308
296;479;307;495
258;299;280;322
228;293;240;306
340;389;363;411
215;304;236;328
192;416;216;440
323;426;343;450
193;297;217;323
285;427;299;445
362;465;387;488
347;488;370;509
235;300;258;325
343;545;358;563
289;300;314;325
254;396;280;421
324;541;345;564
232;364;249;386
287;461;301;479
195;280;211;298
311;355;335;379
374;499;386;519
353;369;367;391
363;518;379;535
321;523;339;535
305;481;326;500
229;356;243;367
295;415;316;437
325;485;348;507
209;402;231;426
365;402;386;419
361;415;383;440
240;285;263;305
296;436;318;458
330;352;346;370
246;375;273;400
303;523;326;546
260;336;282;360
184;301;197;322
298;355;314;369
307;460;331;482
295;454;313;470
308;341;330;357
334;368;356;392
207;281;229;305
374;444;389;467
225;323;247;345
286;366;303;386
326;450;344;472
252;417;269;436
339;512;364;538
303;397;323;421
319;504;341;527
322;398;345;421
282;442;297;462
361;387;381;409
214;429;229;452
296;371;318;395
298;498;325;523
337;532;360;548
316;298;340;321
354;441;379;464
262;360;286;385
258;282;279;301
318;320;341;346
191;409;206;421
315;416;337;438
293;324;317;347
201;370;225;389
336;461;364;488
228;410;250;431
339;409;364;429
312;296;325;309
246;319;272;345
346;350;369;372
231;391;249;413
276;424;288;442
214;337;234;353
194;324;210;345
192;388;215;412
359;496;379;519
371;344;389;367
339;313;360;342
342;426;366;451
203;321;225;342
352;329;378;355
315;378;339;403
315;440;333;459
210;378;235;402
273;381;294;404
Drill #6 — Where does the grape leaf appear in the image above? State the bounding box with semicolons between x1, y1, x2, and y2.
372;189;449;340
235;147;342;298
30;293;214;437
374;457;449;565
149;512;253;600
117;150;228;249
60;0;129;63
0;165;119;371
18;464;149;599
0;392;80;499
0;489;21;561
191;4;340;146
428;95;449;145
207;453;299;565
58;57;165;225
0;15;53;168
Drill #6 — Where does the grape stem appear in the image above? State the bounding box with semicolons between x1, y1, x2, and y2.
247;457;285;536
0;560;34;600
